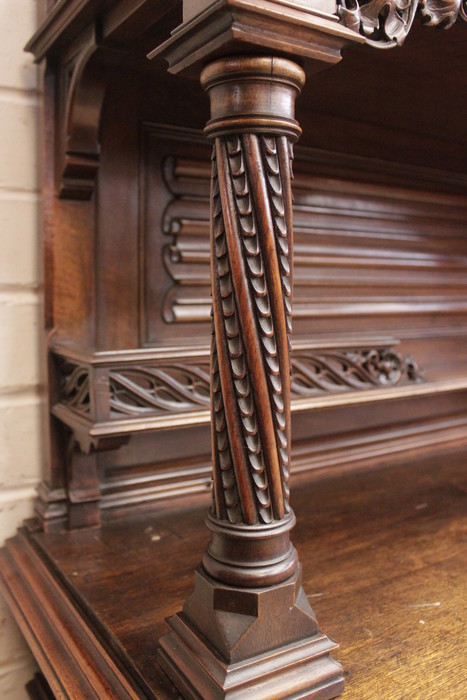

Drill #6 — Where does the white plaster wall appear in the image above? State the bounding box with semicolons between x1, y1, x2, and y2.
0;1;43;697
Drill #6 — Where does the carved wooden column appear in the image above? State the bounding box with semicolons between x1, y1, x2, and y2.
202;57;302;584
150;2;365;698
156;56;344;700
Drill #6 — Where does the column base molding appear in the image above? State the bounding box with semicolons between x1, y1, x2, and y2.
159;621;343;700
158;567;344;700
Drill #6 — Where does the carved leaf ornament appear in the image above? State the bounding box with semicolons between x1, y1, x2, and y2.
338;0;466;46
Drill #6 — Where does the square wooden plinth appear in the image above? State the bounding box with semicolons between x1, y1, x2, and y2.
159;614;344;700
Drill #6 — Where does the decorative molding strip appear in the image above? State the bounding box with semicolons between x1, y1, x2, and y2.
337;0;467;48
55;344;422;424
0;532;144;699
155;123;467;195
52;375;467;444
163;298;467;325
99;412;467;513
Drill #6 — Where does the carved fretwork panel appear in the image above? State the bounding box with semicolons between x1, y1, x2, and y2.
49;337;423;522
53;343;421;425
142;125;467;347
109;363;212;415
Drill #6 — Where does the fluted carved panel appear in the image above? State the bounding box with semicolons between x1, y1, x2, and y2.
145;127;467;344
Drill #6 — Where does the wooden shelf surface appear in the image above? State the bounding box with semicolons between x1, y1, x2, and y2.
1;447;466;698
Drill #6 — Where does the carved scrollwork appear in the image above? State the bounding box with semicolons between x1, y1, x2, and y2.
57;348;422;422
60;362;91;416
291;348;422;395
359;348;421;384
337;0;466;47
108;364;211;415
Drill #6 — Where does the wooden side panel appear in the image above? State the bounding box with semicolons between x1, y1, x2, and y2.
94;68;208;350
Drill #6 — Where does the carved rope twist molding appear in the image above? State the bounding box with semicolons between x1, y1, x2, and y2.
337;0;467;47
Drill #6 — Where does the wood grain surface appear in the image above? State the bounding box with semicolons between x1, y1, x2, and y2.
6;446;462;699
29;2;467;530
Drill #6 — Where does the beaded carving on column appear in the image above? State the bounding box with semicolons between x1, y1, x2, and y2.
210;132;294;528
157;57;345;700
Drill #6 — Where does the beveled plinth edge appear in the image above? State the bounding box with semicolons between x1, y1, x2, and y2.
148;0;365;77
182;566;321;663
0;530;142;699
158;616;344;700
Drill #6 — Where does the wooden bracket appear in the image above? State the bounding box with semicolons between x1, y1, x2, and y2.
66;437;101;529
54;26;124;200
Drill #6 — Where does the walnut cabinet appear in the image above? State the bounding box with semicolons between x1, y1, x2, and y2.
0;1;466;698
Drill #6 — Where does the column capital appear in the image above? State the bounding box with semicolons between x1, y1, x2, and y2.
148;0;364;77
201;56;305;140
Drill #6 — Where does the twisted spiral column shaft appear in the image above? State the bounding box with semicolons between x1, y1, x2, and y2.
201;56;306;588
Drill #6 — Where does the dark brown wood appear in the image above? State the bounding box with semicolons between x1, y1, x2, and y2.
0;1;465;698
1;448;466;698
25;0;467;531
148;5;465;692
0;530;143;698
33;39;467;528
155;54;344;699
26;673;55;700
150;0;364;76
